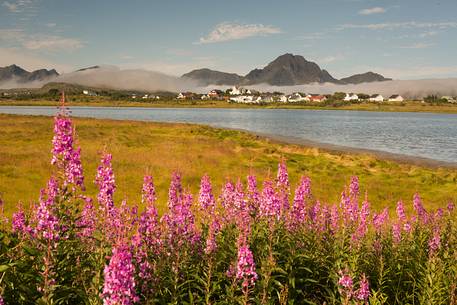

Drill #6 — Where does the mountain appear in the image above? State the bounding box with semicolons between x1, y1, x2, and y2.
243;53;340;85
0;64;59;84
182;68;243;86
340;72;392;84
181;54;390;86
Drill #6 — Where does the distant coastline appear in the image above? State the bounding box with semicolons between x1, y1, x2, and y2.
2;99;457;114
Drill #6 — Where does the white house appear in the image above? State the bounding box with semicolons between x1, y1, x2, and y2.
344;93;359;101
287;92;308;103
369;94;384;102
177;92;185;99
229;95;261;104
388;95;404;102
442;96;457;103
201;94;210;100
229;86;242;95
279;95;288;103
142;94;149;99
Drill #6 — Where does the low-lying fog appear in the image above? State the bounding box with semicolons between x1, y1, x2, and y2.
2;66;457;99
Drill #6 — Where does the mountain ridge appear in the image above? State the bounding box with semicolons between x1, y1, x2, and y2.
181;54;391;86
0;64;59;84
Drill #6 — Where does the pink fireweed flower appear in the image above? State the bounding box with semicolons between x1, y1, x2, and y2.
204;216;222;255
330;204;340;234
277;161;290;213
396;200;407;222
77;200;96;238
341;190;357;225
51;109;84;189
142;175;156;205
428;228;441;254
246;175;261;215
220;181;237;223
447;202;455;213
353;197;370;242
136;204;160;248
134;202;161;296
168;172;183;210
434;208;444;221
356;274;370;302
290;176;311;227
314;203;330;233
162;192;199;247
234;179;247;212
35;178;60;241
349;176;359;199
392;223;402;243
102;244;139;305
12;207;27;234
199;174;216;214
95;153;116;213
338;271;354;298
403;222;412;233
413;193;428;223
372;208;389;232
260;180;281;220
116;200;138;241
236;244;258;288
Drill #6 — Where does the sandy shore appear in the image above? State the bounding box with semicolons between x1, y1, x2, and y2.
231;128;457;169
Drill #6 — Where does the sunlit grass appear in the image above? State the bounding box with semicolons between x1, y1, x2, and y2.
0;113;456;216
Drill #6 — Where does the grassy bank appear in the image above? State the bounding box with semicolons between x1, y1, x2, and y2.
2;98;457;113
0;113;456;216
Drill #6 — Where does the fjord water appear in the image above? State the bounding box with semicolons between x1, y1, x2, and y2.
1;106;456;163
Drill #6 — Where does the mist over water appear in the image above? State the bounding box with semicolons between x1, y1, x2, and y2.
2;66;457;98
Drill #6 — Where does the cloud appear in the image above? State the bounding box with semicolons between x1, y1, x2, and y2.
0;28;84;51
198;22;281;44
398;42;433;49
46;23;57;28
2;0;33;12
0;28;25;41
233;79;457;99
358;7;386;15
23;36;84;51
56;66;200;93
419;31;438;37
339;21;457;30
2;1;18;12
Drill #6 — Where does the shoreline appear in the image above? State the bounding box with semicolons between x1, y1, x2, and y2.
249;130;457;169
1;111;456;169
2;100;457;114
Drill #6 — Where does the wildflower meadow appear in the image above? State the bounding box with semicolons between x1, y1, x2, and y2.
0;105;456;305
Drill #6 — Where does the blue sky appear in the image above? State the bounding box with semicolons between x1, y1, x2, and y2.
1;0;457;79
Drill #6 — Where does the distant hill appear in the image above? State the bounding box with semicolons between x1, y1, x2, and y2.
182;68;243;86
0;64;59;84
340;72;392;84
181;53;391;86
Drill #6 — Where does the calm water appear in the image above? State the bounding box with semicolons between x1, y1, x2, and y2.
1;106;457;163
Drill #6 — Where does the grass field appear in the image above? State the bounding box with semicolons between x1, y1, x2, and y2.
0;113;456;216
2;98;457;113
